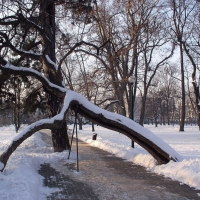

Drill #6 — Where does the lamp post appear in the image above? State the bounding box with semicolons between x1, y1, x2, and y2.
128;75;135;148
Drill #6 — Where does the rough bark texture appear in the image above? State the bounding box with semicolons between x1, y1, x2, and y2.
40;0;70;151
139;95;147;126
182;42;200;130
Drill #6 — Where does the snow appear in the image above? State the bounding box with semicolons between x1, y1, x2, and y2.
0;125;75;200
45;55;58;71
3;62;66;93
1;62;181;162
0;124;200;199
76;125;200;190
16;48;42;57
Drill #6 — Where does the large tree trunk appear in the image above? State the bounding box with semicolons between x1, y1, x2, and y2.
40;0;70;151
182;42;200;130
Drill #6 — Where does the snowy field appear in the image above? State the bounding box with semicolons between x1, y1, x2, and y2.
0;124;200;199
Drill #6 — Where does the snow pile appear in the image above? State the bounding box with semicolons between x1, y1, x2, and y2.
0;125;74;200
77;125;200;190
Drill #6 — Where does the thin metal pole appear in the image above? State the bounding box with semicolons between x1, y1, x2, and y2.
132;83;134;121
68;115;76;159
131;83;134;148
75;111;79;172
130;83;133;120
67;108;79;172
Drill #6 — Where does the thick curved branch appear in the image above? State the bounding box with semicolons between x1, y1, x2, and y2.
0;61;65;98
0;88;181;172
69;97;181;165
0;91;71;171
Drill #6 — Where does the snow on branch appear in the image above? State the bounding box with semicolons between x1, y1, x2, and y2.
0;62;65;98
0;32;42;60
68;92;182;164
0;92;71;172
0;84;182;171
45;55;58;71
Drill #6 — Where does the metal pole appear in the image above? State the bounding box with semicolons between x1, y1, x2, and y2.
130;83;133;120
68;116;76;159
131;83;134;148
68;107;79;172
75;111;79;172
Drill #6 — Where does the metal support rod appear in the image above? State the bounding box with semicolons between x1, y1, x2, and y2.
67;107;79;172
75;110;79;172
68;116;76;159
130;83;133;120
131;83;134;148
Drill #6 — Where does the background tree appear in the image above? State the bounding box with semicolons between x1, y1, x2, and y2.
170;0;197;131
0;0;94;151
0;0;182;171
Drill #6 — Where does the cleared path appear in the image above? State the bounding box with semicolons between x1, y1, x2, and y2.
39;130;200;200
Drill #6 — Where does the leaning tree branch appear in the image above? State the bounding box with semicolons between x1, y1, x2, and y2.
0;61;181;171
0;60;65;98
0;89;181;172
0;92;71;172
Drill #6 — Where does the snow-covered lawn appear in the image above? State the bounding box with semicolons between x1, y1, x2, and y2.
0;125;74;200
0;124;200;199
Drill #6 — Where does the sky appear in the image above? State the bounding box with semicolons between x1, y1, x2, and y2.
0;124;200;199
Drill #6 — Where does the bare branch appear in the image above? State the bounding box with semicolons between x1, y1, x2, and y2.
58;40;111;69
0;31;42;60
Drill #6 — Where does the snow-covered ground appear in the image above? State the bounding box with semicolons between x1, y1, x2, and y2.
0;124;200;199
77;124;200;191
0;125;75;200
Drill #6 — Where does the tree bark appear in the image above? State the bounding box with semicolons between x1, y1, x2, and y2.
179;42;185;131
182;42;200;130
39;0;70;151
139;95;147;126
0;78;181;171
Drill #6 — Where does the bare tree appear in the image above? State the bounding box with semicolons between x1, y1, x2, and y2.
0;0;180;171
135;3;175;126
170;0;197;131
